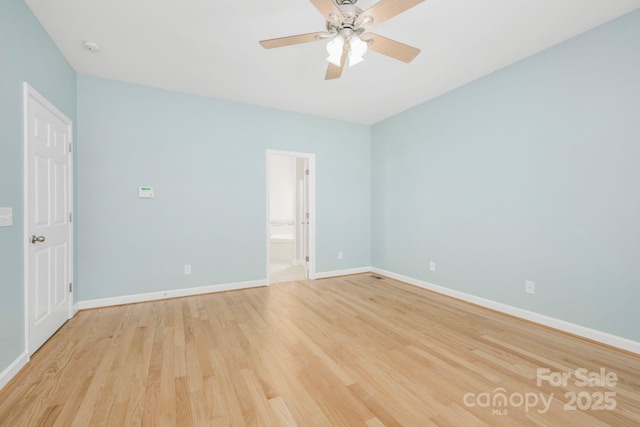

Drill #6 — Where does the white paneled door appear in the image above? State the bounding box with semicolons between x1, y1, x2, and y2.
24;83;73;355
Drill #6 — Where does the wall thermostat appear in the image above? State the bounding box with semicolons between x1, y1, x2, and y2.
138;187;154;198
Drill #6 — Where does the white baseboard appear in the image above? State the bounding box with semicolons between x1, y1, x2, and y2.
314;266;372;280
0;351;28;390
372;267;640;355
77;279;268;310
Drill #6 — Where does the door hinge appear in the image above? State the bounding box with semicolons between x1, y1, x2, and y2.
69;212;73;223
69;282;73;293
305;256;309;262
305;169;309;176
69;142;72;153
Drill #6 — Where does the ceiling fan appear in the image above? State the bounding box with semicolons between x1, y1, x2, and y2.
259;0;425;80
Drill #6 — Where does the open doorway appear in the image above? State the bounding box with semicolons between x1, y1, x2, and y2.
267;150;315;284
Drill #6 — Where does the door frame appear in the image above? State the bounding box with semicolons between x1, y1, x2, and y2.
22;82;74;356
266;149;316;283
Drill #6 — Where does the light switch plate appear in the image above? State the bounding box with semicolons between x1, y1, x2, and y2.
0;207;13;227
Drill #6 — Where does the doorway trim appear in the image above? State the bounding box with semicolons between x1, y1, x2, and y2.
266;150;316;283
23;82;74;356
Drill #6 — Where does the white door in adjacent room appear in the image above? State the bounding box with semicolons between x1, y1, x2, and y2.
300;157;310;277
24;83;74;355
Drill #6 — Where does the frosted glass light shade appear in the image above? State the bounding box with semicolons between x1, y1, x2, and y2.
348;36;368;67
326;36;345;66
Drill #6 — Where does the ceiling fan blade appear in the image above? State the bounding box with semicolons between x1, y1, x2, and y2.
260;32;326;49
325;48;348;80
357;0;425;29
366;33;421;63
309;0;344;22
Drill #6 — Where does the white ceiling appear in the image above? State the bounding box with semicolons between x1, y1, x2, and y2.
25;0;640;124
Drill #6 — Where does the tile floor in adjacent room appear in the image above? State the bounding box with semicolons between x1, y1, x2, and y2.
269;259;306;283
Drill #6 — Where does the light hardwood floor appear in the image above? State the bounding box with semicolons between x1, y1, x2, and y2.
0;274;638;426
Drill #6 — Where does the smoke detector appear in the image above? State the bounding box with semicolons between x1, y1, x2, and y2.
83;41;102;53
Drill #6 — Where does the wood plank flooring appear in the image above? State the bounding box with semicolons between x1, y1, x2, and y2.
0;273;638;426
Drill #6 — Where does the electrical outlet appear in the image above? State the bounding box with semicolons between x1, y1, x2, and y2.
184;264;192;275
429;261;436;272
338;251;343;260
525;280;535;294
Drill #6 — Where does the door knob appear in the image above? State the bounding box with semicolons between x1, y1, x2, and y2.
31;235;46;244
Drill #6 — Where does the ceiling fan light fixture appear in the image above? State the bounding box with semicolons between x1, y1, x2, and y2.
348;35;367;67
326;35;344;66
348;53;364;67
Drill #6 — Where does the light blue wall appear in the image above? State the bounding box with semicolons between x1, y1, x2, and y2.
0;1;76;371
372;10;640;341
77;75;370;300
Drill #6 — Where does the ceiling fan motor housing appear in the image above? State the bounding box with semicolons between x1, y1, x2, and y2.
326;1;365;37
